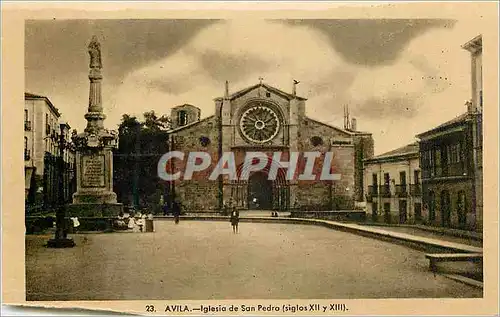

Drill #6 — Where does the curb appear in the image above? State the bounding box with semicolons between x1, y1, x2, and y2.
441;273;483;289
154;216;482;254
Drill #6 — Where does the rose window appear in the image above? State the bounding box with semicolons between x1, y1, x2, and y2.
239;106;280;143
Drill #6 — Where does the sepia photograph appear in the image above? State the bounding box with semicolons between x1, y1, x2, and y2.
2;2;499;316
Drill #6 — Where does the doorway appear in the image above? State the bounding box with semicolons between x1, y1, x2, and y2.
457;191;466;229
440;190;451;227
414;202;422;223
399;200;407;224
248;172;273;209
383;202;391;223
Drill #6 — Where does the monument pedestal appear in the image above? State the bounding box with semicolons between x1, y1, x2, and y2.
67;203;123;218
70;146;122;219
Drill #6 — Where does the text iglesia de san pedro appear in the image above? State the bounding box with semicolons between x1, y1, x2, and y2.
164;80;374;212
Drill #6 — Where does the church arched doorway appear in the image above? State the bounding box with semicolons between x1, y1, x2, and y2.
247;171;273;209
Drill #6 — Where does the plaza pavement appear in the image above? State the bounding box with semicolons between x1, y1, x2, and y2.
26;221;482;301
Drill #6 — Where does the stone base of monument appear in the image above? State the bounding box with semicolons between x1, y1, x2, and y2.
67;203;123;218
72;191;118;205
46;238;76;248
67;203;123;232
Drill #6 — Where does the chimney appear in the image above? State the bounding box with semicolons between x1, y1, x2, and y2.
224;80;229;98
351;118;357;131
465;100;475;114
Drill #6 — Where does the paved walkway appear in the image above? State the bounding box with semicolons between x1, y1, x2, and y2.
360;225;482;248
26;221;482;301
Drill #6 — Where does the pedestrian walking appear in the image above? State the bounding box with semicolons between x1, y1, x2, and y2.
230;207;239;234
172;200;181;224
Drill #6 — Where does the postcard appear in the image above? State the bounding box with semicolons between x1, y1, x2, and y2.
2;2;498;316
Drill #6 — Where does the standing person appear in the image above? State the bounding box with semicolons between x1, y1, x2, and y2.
172;200;181;224
70;216;80;233
128;213;137;231
230;206;239;234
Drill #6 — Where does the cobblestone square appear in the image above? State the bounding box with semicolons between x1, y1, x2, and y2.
26;221;482;300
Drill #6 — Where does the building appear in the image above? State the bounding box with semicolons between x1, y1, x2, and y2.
363;142;422;224
462;34;483;231
417;111;479;230
416;35;482;232
24;92;76;211
165;81;374;212
60;122;77;203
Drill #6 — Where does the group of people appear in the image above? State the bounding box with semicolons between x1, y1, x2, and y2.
115;210;154;232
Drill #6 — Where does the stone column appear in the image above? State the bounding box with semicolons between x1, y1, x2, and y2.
69;36;122;218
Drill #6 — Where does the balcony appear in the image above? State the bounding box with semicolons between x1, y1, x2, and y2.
367;185;378;196
410;184;421;196
24;121;32;131
395;184;408;197
24;149;31;161
421;162;468;179
378;185;391;198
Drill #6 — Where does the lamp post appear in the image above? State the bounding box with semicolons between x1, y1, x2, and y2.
47;125;75;248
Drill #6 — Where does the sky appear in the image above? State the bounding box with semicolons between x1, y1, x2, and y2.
25;18;483;155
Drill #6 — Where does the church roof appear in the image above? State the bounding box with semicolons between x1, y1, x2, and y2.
304;117;354;136
305;117;371;136
168;115;215;133
214;83;307;101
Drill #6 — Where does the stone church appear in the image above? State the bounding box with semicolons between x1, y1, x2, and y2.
167;81;374;211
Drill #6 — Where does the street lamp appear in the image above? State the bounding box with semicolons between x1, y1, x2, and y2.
47;124;75;248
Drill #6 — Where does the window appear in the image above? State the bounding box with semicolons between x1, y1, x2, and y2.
399;171;406;185
24;137;28;151
310;136;323;147
426;149;435;177
178;110;188;126
24;109;28;122
372;173;377;186
45;114;50;135
414;170;420;184
384;173;390;185
447;143;462;164
199;136;211;147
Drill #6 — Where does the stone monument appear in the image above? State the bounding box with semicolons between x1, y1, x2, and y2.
69;36;122;217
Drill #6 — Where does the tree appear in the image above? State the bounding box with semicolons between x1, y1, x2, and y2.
113;111;171;212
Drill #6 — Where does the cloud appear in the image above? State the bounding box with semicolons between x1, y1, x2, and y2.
110;20;348;124
107;19;481;155
283;19;456;66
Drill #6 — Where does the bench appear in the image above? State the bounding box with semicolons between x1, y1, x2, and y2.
425;253;483;272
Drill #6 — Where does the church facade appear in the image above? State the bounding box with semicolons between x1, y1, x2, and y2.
166;82;374;212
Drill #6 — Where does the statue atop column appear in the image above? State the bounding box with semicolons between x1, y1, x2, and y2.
88;35;102;69
70;36;121;215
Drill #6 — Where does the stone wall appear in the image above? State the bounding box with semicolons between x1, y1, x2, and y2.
295;117;356;210
170;116;220;210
